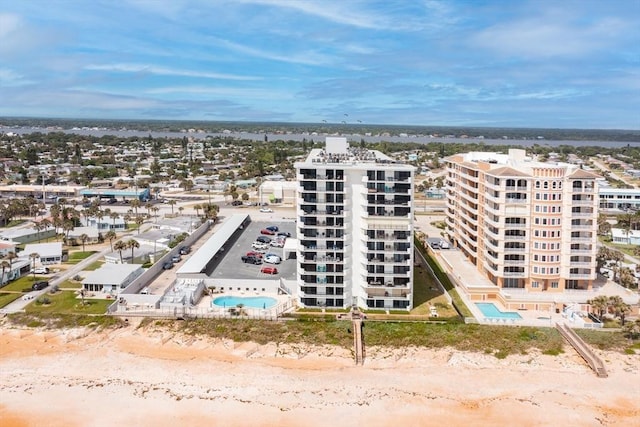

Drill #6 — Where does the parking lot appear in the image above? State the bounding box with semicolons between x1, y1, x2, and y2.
211;219;297;281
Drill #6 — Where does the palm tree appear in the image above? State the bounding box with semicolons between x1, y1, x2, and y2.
178;206;184;216
152;206;160;222
126;239;140;264
29;252;39;280
193;203;201;217
105;230;117;252
588;296;610;322
6;251;17;277
135;215;144;234
79;233;89;252
110;211;120;229
623;318;640;339
130;199;141;217
168;200;176;214
114;240;126;263
0;260;10;286
40;218;52;241
608;296;631;326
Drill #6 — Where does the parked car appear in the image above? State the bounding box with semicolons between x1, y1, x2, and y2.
252;242;270;250
256;236;272;243
179;246;191;255
231;200;243;206
270;240;284;248
32;281;49;291
162;261;174;270
241;255;262;265
31;267;50;274
260;266;278;275
264;254;281;264
246;251;263;258
277;231;291;238
260;228;276;235
171;254;182;263
266;225;279;232
259;207;273;213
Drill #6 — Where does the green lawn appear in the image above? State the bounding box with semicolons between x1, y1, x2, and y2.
25;291;112;315
0;275;49;293
410;263;457;318
58;279;83;289
68;251;97;260
0;292;22;308
83;261;104;271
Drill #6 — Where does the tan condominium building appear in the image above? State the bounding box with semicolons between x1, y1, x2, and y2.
445;149;598;293
295;137;415;311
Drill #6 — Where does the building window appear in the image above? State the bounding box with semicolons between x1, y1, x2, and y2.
551;281;559;288
532;281;539;288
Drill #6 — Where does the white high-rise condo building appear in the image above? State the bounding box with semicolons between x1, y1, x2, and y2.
445;149;599;292
295;137;415;310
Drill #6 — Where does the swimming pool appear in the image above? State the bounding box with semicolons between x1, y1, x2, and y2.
476;303;522;320
212;296;277;309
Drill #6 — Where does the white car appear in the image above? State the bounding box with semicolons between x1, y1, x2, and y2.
31;267;50;274
259;207;273;213
251;242;270;250
270;240;284;247
264;255;281;264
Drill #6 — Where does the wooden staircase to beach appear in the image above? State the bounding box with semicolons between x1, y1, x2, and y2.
555;323;608;378
353;319;364;366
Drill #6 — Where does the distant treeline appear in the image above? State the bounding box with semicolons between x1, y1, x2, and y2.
1;117;638;142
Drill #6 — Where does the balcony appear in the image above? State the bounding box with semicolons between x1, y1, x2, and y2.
505;198;527;204
503;270;526;277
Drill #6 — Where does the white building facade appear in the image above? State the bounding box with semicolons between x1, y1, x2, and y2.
295;137;415;310
445;149;599;293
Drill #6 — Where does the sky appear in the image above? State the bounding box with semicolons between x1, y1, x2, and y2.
0;0;639;129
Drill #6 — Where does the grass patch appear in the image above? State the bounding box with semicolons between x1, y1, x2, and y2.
178;318;355;348
415;236;473;318
574;329;632;351
0;292;22;308
0;275;48;293
68;251;97;260
25;290;112;315
411;263;457;318
7;312;124;329
82;261;104;271
363;323;567;356
58;279;82;289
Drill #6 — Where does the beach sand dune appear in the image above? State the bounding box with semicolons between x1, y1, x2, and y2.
1;326;638;427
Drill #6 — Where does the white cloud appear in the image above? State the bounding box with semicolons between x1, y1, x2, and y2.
84;63;261;81
213;38;335;66
146;85;294;100
473;16;629;58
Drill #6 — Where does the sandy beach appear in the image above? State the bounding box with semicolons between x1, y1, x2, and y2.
1;322;638;427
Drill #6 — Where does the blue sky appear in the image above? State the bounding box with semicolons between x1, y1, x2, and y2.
0;0;638;129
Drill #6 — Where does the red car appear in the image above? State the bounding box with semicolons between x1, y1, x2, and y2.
260;228;276;235
260;266;278;275
246;251;263;258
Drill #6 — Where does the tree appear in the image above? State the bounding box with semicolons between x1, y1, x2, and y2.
79;288;86;306
110;211;120;229
114;240;126;263
29;252;39;280
193;203;201;218
105;230;117;252
168;199;176;214
135;215;144;234
588;296;609;322
130;199;141;216
0;260;10;286
79;233;89;252
608;296;631;326
622;318;640;339
126;239;140;264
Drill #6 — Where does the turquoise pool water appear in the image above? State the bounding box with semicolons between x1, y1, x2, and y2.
476;303;522;320
213;296;277;309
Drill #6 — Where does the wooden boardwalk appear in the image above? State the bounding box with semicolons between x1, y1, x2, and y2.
556;323;608;378
353;319;364;365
